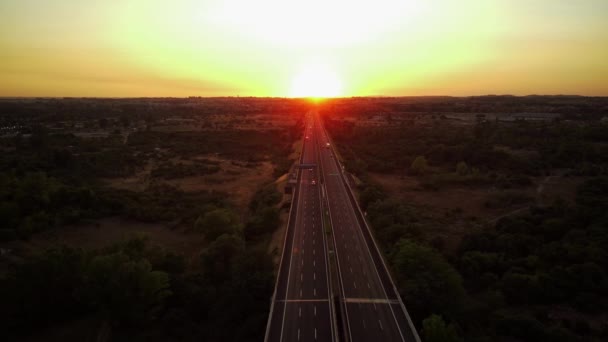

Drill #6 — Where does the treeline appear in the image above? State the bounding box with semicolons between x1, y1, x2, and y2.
320;96;608;118
324;118;608;180
0;172;110;240
0;97;312;124
0;236;275;341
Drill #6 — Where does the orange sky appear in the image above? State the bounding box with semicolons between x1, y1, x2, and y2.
1;1;607;97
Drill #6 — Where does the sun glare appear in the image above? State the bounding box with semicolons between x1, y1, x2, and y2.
290;62;343;98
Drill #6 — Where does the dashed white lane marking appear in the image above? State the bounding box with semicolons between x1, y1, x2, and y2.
300;273;303;281
314;305;317;316
299;306;301;317
353;281;357;289
298;328;301;341
314;260;316;267
315;328;318;340
373;303;377;311
379;320;384;331
349;267;353;273
300;289;302;297
367;282;371;289
314;272;316;280
363;319;367;329
313;249;315;255
314;288;316;296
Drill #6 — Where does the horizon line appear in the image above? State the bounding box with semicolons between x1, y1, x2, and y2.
1;94;607;100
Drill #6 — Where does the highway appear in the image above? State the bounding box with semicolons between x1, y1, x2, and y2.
315;112;420;342
265;114;335;342
265;111;419;342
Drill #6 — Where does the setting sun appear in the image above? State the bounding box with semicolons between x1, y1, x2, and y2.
289;61;343;98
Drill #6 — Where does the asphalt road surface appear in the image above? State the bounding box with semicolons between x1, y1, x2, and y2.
266;114;335;342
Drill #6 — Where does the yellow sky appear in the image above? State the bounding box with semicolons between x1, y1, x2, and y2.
1;0;607;97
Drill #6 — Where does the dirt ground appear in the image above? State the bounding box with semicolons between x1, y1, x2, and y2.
105;155;275;212
3;217;207;267
369;173;524;220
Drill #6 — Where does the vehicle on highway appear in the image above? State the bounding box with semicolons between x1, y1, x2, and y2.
311;179;317;185
326;142;330;148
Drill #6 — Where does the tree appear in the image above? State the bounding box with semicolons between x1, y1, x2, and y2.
456;161;469;176
195;208;241;240
422;315;462;342
410;156;428;175
201;233;245;284
84;252;171;324
390;239;466;319
245;207;280;240
359;185;385;210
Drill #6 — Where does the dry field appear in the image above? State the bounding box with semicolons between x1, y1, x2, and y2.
367;171;582;254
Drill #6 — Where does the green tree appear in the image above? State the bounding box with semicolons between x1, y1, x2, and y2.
390;239;466;319
456;161;469;176
359;185;385;210
201;233;245;284
246;206;280;240
84;252;171;324
422;314;462;342
410;156;428;175
195;208;241;240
